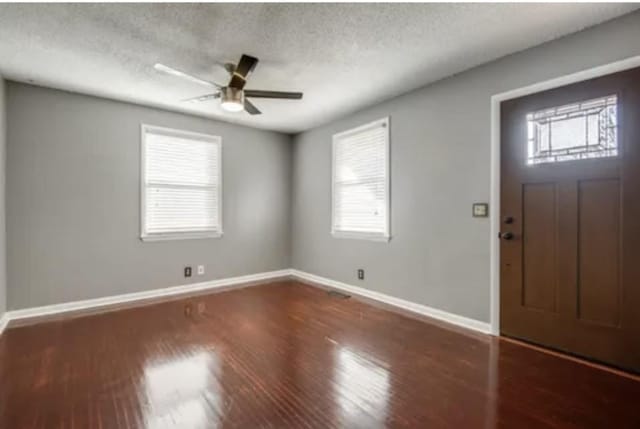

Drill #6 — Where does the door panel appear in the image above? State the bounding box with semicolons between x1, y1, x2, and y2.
577;179;620;327
500;67;640;372
522;183;558;312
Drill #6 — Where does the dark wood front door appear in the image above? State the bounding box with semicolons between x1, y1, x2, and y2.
500;67;640;372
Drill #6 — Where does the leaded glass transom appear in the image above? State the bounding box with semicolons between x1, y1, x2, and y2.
526;95;618;165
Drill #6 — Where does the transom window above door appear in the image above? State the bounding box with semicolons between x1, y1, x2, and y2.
526;94;618;165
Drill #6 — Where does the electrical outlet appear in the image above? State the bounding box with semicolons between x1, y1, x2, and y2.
197;265;205;275
184;266;192;277
357;269;365;280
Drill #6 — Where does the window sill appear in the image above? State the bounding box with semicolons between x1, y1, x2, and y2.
141;231;223;242
331;231;391;242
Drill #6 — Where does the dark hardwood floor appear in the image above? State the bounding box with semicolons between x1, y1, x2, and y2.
1;281;639;428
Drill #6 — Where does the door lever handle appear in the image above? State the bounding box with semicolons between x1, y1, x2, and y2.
499;232;514;240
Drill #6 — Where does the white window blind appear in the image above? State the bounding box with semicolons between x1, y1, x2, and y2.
332;117;390;241
141;125;222;241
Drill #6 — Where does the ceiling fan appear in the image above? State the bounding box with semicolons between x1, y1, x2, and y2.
154;54;303;115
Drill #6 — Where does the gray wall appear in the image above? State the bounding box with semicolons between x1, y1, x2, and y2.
291;11;640;323
7;83;291;310
6;12;640;317
0;77;6;316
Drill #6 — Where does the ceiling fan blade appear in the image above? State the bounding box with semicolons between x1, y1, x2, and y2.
244;99;261;115
181;93;221;103
244;90;303;100
154;63;222;88
228;54;259;89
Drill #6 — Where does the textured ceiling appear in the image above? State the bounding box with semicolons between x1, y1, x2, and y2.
0;4;637;133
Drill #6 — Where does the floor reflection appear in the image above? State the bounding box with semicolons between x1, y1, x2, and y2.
334;346;391;426
484;338;499;429
143;351;221;429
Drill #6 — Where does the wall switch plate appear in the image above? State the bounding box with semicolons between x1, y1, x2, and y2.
472;203;489;218
357;269;365;280
184;266;192;277
197;265;205;275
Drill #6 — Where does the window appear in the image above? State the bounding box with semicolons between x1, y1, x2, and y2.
527;95;618;165
332;117;390;241
141;125;222;241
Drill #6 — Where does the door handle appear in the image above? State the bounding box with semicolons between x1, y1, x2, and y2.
499;232;514;240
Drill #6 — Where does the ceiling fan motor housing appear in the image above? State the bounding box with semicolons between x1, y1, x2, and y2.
220;87;245;112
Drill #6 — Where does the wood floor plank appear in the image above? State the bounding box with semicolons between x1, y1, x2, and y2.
0;281;639;428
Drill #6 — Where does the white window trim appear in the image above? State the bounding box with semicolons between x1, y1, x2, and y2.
140;124;223;242
331;117;391;242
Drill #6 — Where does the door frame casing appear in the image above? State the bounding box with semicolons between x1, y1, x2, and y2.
489;55;640;336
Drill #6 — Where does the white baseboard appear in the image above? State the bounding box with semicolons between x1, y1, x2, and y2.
2;269;291;331
1;268;492;337
290;269;492;335
0;313;8;337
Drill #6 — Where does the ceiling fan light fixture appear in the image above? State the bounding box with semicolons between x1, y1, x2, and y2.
157;54;303;116
220;87;244;113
